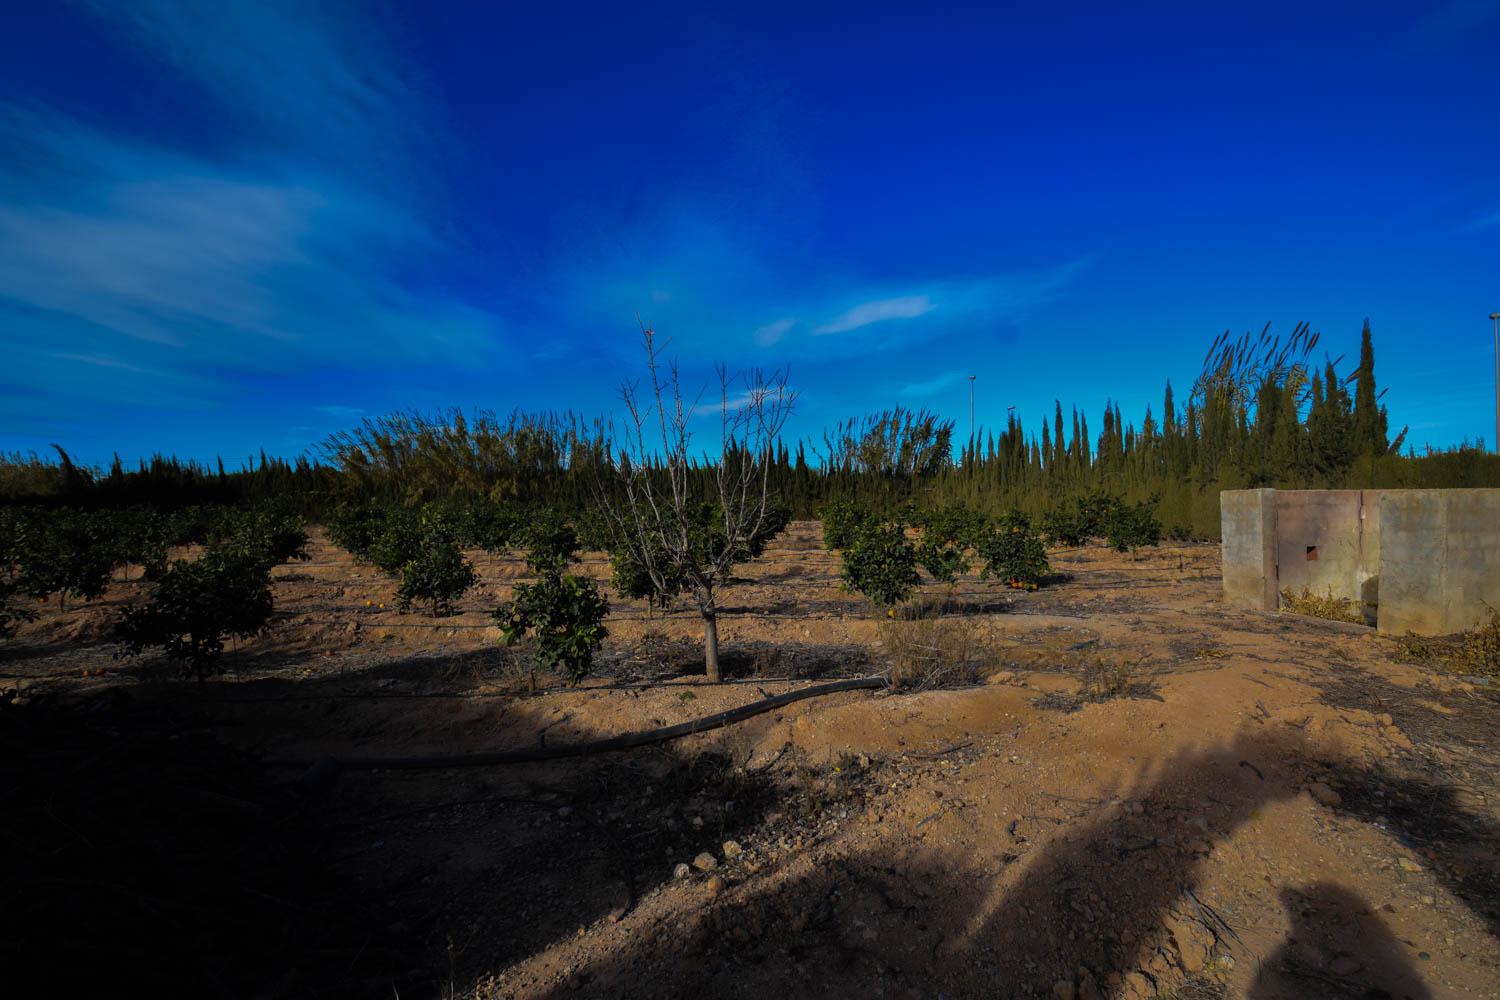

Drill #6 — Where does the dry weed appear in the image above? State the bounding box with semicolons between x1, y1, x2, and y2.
1279;586;1365;624
1392;606;1500;679
1080;655;1160;701
877;612;990;690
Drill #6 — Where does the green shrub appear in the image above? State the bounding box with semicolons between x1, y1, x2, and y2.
1041;491;1121;546
916;532;968;584
572;505;616;552
914;503;984;583
1104;497;1163;554
14;509;115;608
1040;504;1088;547
520;510;580;574
819;498;872;550
462;500;522;552
106;509;172;579
326;499;385;559
213;506;310;570
610;539;683;612
748;503;792;556
0;581;36;640
113;547;275;678
922;503;990;548
367;505;426;574
1166;523;1200;542
396;539;477;616
978;511;1049;589
840;520;920;607
495;573;609;684
1075;491;1119;538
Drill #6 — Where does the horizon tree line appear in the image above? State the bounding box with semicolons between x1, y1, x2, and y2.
3;321;1496;540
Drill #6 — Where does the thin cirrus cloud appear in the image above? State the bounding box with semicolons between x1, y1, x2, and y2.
0;1;493;426
0;118;493;375
550;197;1090;362
898;371;970;398
76;0;426;170
812;294;936;335
315;405;366;419
753;318;797;346
746;257;1094;357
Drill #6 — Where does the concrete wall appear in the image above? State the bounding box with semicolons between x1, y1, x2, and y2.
1221;487;1500;635
1270;490;1381;625
1220;489;1277;611
1378;489;1500;635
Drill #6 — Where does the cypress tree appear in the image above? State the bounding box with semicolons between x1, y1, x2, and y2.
1053;401;1066;469
1352;319;1386;455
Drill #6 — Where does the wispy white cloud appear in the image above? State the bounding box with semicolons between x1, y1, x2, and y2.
52;352;167;376
315;405;365;418
898;371;969;398
554;201;1093;364
0;118;491;372
0;3;495;414
789;258;1091;354
753;318;796;345
813;295;935;335
77;0;427;174
690;384;798;421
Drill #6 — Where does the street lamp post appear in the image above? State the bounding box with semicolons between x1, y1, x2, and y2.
1491;313;1500;455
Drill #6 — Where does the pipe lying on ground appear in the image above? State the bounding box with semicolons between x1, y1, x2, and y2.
271;675;887;774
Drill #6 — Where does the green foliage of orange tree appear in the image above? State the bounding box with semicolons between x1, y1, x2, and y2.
494;515;609;686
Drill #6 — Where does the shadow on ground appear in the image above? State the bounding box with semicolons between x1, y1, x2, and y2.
525;728;1481;1000
5;648;1498;999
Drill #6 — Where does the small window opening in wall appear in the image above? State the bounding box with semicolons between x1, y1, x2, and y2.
1306;545;1319;561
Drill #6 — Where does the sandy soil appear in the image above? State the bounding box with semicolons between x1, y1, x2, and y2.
3;522;1498;999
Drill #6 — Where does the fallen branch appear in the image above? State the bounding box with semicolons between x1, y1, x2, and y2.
269;676;886;772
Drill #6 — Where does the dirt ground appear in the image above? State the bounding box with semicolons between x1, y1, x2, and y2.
3;521;1498;999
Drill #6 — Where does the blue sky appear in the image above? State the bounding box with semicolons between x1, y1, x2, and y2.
2;1;1498;466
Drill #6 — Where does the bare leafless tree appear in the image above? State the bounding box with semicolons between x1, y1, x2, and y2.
592;325;795;682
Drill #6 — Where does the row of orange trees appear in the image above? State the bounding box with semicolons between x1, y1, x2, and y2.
0;504;311;676
322;493;793;685
824;491;1163;609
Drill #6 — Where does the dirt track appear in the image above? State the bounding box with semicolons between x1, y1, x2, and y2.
4;522;1498;999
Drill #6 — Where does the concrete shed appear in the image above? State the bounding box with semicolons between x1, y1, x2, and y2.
1220;488;1500;636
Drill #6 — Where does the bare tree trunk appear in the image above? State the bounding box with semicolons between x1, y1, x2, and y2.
594;324;795;685
702;608;721;683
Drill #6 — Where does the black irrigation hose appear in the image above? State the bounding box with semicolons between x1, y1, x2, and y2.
267;675;886;772
181;675;864;703
277;599;1095;629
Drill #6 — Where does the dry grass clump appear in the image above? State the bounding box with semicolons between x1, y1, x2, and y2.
1036;655;1162;712
877;612;990;690
1080;655;1160;701
1392;607;1500;679
1279;586;1365;624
